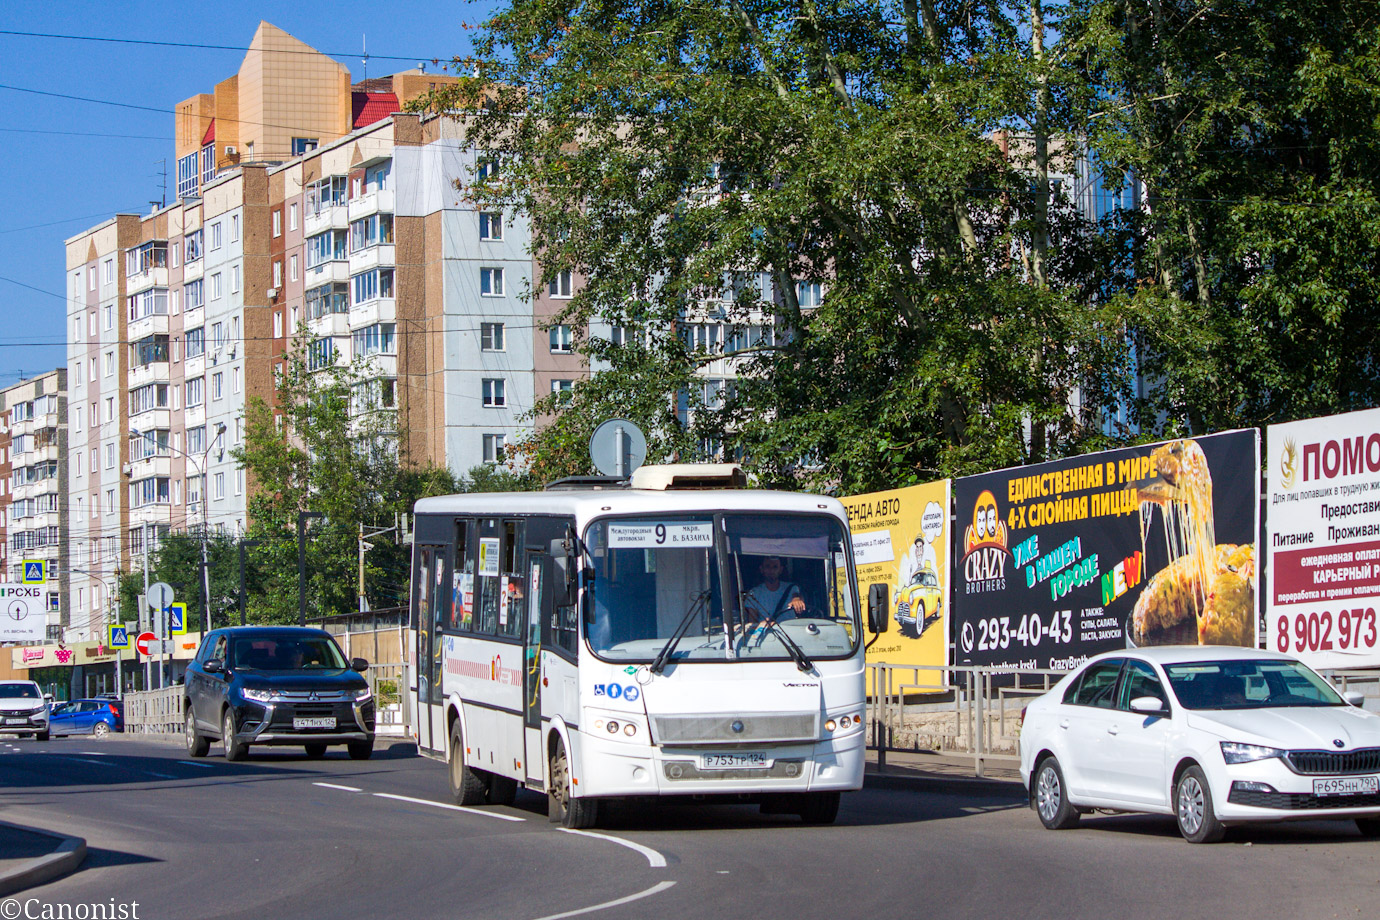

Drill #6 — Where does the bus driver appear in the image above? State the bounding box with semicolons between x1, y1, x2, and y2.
743;556;806;627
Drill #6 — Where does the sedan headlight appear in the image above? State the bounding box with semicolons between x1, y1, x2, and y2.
352;687;373;703
241;688;275;703
1220;741;1284;764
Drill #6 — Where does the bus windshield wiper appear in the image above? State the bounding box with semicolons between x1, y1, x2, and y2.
755;618;814;672
650;590;712;674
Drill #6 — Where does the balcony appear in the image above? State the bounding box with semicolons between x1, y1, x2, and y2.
349;244;395;275
127;407;171;429
309;312;350;338
10;413;59;437
128;456;173;480
11;443;60;467
131;504;174;528
129;314;170;341
348;189;395;221
127;267;169;296
183;404;205;428
349;297;396;328
305;259;350;286
305;203;349;236
183;260;203;283
128;361;171;389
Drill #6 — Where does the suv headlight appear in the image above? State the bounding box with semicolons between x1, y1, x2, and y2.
241;688;275;703
1220;742;1284;764
352;687;373;703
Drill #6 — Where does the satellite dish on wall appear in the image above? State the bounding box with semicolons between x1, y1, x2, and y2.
589;419;648;478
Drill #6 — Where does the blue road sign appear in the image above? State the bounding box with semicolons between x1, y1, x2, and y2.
109;624;129;649
22;560;45;584
169;603;187;635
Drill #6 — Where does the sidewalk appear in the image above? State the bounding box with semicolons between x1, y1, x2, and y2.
0;821;86;897
864;748;1026;797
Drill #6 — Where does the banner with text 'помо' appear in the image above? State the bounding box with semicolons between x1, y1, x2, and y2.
1267;407;1380;669
952;430;1260;674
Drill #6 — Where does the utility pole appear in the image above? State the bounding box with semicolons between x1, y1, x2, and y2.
142;523;151;691
298;511;323;627
357;521;399;613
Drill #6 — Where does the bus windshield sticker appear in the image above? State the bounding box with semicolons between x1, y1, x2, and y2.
608;522;713;549
478;538;501;576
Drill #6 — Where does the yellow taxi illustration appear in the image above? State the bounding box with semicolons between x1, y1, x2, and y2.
896;564;942;636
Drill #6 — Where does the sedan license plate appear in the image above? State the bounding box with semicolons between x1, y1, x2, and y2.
1314;775;1380;796
293;717;335;730
3;717;25;726
700;752;768;770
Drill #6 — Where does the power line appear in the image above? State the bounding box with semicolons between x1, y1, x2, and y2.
0;28;462;64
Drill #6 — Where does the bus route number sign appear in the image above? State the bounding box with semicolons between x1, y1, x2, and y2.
608;522;713;549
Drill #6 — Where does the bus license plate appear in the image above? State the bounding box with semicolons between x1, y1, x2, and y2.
294;717;335;730
700;752;768;770
1314;775;1379;796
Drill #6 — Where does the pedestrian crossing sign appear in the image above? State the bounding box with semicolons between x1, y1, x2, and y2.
22;560;45;584
109;624;130;649
169;602;187;635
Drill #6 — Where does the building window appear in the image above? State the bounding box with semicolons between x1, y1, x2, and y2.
231;214;240;242
349;213;394;252
102;258;114;284
481;322;504;352
232;366;241;394
549;325;573;354
211;322;225;350
213;472;225;500
103;352;114;377
797;281;824;308
308;338;336;370
185;229;203;263
212;372;223;400
210;222;222;251
548;270;573;298
103;305;113;330
289;203;298;231
551;379;574;395
211;272;222;300
184;279;205;310
202;143;216;185
273;210;282;237
480;267;504;296
290;254;299;282
273;261;283;289
306;283;348;319
185;327;205;358
477;154;501;183
177;151;199;198
351;269;394;305
482;433;506;464
273;312;283;338
479;212;503;241
351;323;396;357
482;379;506;408
306;230;347;267
231;265;241;294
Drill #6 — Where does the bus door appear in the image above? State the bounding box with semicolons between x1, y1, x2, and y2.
415;543;449;754
523;549;549;786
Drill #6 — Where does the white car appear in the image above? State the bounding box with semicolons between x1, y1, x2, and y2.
0;679;50;740
1019;646;1380;843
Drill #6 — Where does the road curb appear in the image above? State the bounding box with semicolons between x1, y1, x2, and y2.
0;822;87;897
864;769;1026;799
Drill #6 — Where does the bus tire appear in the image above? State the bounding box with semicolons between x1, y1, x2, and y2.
797;791;841;824
449;721;487;805
549;738;598;828
488;774;518;806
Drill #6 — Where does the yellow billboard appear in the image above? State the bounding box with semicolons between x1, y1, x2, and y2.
842;480;952;668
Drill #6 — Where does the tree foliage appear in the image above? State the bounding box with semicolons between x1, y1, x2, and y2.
414;0;1380;490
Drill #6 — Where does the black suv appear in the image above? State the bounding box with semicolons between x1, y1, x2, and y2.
184;627;375;761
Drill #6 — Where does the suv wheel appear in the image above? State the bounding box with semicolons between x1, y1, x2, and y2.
186;710;210;757
348;740;374;760
223;709;248;762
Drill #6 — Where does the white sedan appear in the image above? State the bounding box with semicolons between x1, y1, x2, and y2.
1019;646;1380;842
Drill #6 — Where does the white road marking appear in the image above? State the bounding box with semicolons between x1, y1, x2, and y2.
312;782;363;792
177;761;216;768
528;881;676;920
80;751;107;755
558;828;667;868
372;792;526;822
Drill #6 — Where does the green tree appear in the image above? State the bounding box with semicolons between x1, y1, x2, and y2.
233;340;460;622
422;0;1131;492
116;531;243;632
1064;0;1380;433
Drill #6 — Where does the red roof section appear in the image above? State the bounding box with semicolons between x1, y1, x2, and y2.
352;92;400;129
201;119;215;146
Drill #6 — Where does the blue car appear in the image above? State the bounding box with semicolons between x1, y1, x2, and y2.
49;699;124;737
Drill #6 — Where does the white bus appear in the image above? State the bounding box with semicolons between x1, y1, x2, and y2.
407;465;885;827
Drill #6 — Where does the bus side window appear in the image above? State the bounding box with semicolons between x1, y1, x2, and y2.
499;520;525;640
451;519;476;632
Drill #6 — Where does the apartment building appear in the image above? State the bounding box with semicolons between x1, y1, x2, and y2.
1;370;68;639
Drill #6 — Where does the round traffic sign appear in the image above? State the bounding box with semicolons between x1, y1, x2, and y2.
147;582;174;612
136;631;158;656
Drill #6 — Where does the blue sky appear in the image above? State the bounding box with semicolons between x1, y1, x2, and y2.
0;0;501;389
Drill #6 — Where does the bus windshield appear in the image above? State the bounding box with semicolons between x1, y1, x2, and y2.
586;513;859;664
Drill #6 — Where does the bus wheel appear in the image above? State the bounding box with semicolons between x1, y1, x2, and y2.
549;738;598;829
449;721;487;805
797;792;841;824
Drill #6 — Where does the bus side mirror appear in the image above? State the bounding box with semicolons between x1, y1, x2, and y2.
867;583;890;634
550;539;577;606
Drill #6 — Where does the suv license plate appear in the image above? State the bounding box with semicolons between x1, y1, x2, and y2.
700;752;768;770
1314;775;1380;796
293;717;336;730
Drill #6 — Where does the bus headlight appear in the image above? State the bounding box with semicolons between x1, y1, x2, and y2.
586;709;646;744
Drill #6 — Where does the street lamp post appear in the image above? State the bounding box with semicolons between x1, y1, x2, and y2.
129;422;227;635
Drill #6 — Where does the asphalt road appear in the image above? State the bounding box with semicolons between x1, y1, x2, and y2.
4;734;1380;920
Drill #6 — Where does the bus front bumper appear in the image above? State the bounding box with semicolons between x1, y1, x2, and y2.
574;731;865;798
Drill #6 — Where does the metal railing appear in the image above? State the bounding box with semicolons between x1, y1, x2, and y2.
123;685;185;734
867;662;1062;778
